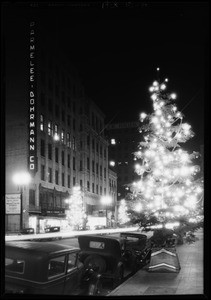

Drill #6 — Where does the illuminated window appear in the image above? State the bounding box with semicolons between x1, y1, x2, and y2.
73;136;76;150
61;129;64;143
40;114;44;131
48;121;53;136
110;161;115;167
111;139;116;145
67;133;71;148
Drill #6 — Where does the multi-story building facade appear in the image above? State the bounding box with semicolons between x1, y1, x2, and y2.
5;20;116;233
106;121;141;201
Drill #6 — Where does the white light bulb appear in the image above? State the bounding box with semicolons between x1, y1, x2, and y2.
149;86;154;92
151;94;157;101
160;84;166;90
171;93;177;99
153;81;159;87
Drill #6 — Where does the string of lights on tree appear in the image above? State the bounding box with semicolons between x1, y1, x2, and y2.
129;72;203;229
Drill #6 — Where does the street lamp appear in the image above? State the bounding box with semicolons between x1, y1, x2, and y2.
12;171;31;231
101;196;112;227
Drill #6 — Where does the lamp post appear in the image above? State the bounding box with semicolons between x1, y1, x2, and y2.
12;172;31;231
101;196;112;227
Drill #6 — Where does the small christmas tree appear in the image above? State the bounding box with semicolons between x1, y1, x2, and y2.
118;199;130;225
66;186;86;230
129;75;203;244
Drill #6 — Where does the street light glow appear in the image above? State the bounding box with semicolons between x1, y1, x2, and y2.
13;172;31;185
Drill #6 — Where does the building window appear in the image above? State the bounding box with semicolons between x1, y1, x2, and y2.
55;104;59;118
62;172;65;186
80;140;83;150
96;142;99;153
73;136;76;150
73;101;76;112
68;154;70;168
92;139;95;151
48;143;52;160
41;164;45;180
68;175;70;188
55;170;59;185
61;129;65;144
48;121;53;136
100;186;102;195
104;188;106;195
62;110;65;122
40;114;44;131
61;151;65;165
55;147;59;163
87;135;90;146
48;98;53;112
73;177;76;186
92;113;95;128
67;115;70;126
92;183;94;193
67;97;71;108
73;157;75;170
55;84;59;97
96;184;98;194
73;119;76;131
67;133;71;148
104;149;106;159
48;167;52;183
40;92;45;106
100;145;102;156
80;123;83;131
62;91;65;104
87;181;90;191
54;124;58;137
100;165;102;177
80;160;83;171
96;163;98;175
92;160;95;173
104;168;106;178
41;139;45;157
87;157;90;170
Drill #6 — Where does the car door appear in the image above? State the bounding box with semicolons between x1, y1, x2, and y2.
63;252;83;295
46;254;66;294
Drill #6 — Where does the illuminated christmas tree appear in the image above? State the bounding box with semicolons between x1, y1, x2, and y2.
118;199;130;225
129;76;204;235
66;186;87;230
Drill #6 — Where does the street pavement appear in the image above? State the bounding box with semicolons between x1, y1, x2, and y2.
108;229;204;296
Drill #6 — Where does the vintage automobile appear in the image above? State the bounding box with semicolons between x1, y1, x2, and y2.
78;235;135;289
5;241;101;295
120;232;152;271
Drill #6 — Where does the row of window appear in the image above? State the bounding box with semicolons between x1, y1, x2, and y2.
41;140;107;175
40;164;107;194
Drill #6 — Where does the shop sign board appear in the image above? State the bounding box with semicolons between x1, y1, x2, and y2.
6;194;21;214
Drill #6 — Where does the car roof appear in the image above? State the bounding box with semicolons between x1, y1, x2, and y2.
6;241;79;256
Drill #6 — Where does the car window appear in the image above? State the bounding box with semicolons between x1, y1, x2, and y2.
48;255;65;278
67;252;77;273
5;257;25;274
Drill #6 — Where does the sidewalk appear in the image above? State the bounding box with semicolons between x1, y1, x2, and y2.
108;229;203;296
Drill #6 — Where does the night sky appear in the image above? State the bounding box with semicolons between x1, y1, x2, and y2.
3;2;209;150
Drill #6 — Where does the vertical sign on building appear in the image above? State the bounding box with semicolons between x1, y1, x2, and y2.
28;21;37;175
